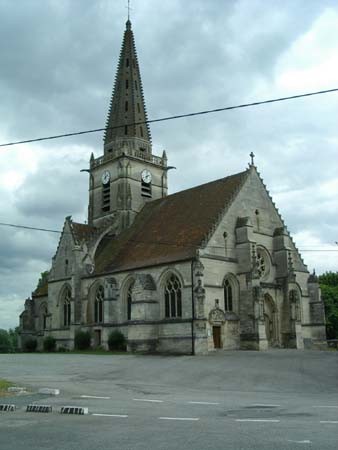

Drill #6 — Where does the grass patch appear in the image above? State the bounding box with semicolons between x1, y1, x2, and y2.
0;379;14;396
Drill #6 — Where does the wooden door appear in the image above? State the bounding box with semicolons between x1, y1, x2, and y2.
213;326;222;349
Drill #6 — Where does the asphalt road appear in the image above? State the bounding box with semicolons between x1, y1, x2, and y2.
0;350;337;450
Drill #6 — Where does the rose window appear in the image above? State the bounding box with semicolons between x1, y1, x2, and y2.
256;250;267;278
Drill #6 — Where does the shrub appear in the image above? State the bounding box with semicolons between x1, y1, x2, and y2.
108;330;126;351
58;346;69;353
24;338;37;352
74;330;91;350
0;329;13;353
43;336;56;352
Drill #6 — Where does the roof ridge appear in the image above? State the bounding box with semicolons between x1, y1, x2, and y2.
200;169;251;248
253;168;308;270
146;169;249;207
94;168;251;274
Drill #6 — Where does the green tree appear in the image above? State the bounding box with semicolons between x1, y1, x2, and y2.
319;272;338;339
108;330;126;351
24;338;37;352
0;329;13;353
36;271;49;291
74;330;91;350
8;327;19;351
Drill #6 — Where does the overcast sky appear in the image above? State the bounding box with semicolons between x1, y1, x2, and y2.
1;0;338;330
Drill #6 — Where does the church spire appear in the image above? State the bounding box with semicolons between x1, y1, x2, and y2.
104;20;152;154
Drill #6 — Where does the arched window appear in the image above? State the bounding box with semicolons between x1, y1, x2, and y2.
94;286;104;323
127;282;134;321
255;247;271;279
224;279;233;311
164;274;182;318
63;286;71;327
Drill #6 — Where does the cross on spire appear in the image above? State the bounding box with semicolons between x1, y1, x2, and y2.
127;0;131;21
250;151;255;166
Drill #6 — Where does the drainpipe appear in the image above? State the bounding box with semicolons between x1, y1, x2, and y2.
191;259;195;356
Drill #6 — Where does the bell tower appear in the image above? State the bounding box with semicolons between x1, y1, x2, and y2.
88;20;168;230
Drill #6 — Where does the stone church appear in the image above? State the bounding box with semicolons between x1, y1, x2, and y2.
19;19;326;353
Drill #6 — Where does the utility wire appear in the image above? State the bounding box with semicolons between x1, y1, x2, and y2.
1;221;337;252
1;87;338;148
0;222;62;234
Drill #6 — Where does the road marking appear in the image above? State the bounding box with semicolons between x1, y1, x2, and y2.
81;395;110;400
133;398;164;403
250;404;280;408
236;419;280;423
159;417;199;421
313;405;338;408
188;401;219;405
320;420;338;424
92;413;128;418
287;440;311;444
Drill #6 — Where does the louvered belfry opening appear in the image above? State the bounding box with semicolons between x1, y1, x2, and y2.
104;20;152;155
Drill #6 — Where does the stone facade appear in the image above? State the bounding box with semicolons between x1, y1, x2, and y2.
18;19;326;353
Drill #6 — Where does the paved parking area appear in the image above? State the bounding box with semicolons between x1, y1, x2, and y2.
0;350;337;450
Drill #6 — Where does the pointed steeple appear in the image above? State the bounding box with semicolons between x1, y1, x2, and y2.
104;20;151;154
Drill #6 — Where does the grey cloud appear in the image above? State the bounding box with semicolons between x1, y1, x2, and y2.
13;151;88;220
0;0;338;330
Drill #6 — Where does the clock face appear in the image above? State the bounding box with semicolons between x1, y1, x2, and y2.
101;170;111;185
141;169;152;184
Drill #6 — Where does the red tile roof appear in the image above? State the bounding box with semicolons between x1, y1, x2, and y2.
94;170;248;274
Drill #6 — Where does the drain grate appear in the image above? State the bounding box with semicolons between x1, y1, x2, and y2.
0;404;16;412
60;406;88;415
26;404;52;413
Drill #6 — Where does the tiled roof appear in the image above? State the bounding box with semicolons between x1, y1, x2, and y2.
94;170;248;274
71;222;96;244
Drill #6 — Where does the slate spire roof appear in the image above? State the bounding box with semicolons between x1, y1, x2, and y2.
104;20;151;153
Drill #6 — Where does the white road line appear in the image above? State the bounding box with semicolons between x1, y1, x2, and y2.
133;398;164;403
236;419;280;423
81;395;110;400
92;413;128;418
250;404;280;408
313;405;338;408
159;417;200;421
188;401;219;405
320;421;338;424
287;440;311;444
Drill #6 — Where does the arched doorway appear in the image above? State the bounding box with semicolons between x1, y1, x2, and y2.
263;294;279;347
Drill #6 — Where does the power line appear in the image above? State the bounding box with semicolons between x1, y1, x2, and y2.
1;221;337;252
1;87;338;148
0;222;61;234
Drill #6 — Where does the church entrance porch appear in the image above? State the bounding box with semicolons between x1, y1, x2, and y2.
213;326;222;349
208;300;240;351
